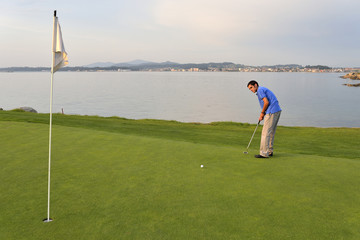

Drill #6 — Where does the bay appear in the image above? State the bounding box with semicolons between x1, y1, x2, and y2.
0;71;359;128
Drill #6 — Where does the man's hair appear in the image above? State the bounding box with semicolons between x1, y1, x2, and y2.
247;80;259;87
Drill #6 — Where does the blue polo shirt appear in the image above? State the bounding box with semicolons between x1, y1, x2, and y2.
256;86;282;114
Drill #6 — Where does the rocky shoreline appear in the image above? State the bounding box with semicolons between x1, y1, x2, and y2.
342;72;360;80
341;72;360;87
0;107;38;113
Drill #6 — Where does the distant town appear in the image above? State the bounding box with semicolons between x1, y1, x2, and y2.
1;61;359;73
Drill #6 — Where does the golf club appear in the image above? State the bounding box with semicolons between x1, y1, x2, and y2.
243;120;260;154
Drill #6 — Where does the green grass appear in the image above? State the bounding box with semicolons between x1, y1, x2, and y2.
1;111;359;239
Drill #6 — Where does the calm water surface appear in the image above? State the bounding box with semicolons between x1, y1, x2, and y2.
0;72;359;127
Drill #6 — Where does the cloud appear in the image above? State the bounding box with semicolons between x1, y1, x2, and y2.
152;0;242;45
1;0;359;66
152;0;360;44
149;0;360;65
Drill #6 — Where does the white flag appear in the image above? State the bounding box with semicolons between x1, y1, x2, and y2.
52;17;68;72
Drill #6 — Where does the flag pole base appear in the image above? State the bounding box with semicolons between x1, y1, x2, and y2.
43;218;53;223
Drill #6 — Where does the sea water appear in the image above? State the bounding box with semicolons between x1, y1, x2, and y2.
0;71;359;127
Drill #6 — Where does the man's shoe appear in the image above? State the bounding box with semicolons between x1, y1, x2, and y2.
269;153;273;157
255;155;268;158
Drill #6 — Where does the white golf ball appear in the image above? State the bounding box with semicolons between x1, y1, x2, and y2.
200;165;204;168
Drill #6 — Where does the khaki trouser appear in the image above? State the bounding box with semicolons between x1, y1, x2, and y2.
260;111;281;157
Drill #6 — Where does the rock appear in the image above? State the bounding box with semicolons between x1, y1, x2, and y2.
341;72;360;80
19;107;38;113
343;83;360;87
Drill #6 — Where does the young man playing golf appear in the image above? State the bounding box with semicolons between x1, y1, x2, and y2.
247;80;282;158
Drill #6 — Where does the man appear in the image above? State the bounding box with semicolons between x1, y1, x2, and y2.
247;80;282;158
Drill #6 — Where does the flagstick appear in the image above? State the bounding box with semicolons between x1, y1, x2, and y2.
44;72;54;223
44;10;57;223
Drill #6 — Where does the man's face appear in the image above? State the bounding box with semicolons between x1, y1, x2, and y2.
248;84;258;93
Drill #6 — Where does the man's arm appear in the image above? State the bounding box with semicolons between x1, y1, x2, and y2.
259;97;269;121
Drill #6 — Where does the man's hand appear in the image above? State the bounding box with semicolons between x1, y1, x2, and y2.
259;112;265;122
259;97;269;121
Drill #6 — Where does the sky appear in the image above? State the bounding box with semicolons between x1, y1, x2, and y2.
1;0;359;67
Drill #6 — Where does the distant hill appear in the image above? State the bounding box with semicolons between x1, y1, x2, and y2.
84;59;155;68
261;64;303;68
0;61;340;72
0;67;50;72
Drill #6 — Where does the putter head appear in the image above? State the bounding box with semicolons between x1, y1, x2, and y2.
243;151;248;154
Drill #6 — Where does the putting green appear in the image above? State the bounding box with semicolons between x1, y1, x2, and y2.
0;114;359;239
